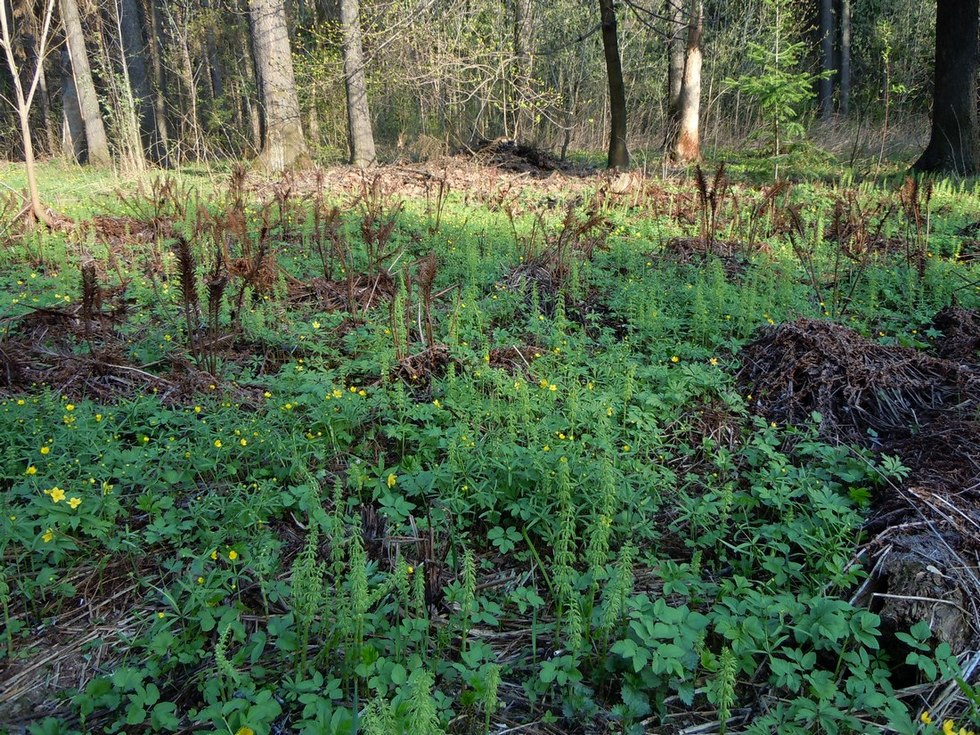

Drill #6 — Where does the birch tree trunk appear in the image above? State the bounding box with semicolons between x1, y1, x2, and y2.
250;0;309;170
59;0;111;165
340;0;376;167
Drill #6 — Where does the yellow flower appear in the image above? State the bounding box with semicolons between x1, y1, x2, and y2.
943;721;956;735
228;550;239;561
543;445;551;452
194;406;202;414
670;356;680;363
622;444;631;452
539;378;549;388
25;465;37;475
433;399;441;408
387;473;397;488
66;404;75;411
42;528;54;543
95;414;103;422
214;440;222;448
332;389;343;399
68;497;82;509
549;384;557;392
40;446;50;455
210;550;218;560
263;391;272;398
50;487;66;503
235;728;255;735
407;566;414;575
709;357;719;366
312;320;321;329
240;439;247;446
157;612;165;619
358;390;366;397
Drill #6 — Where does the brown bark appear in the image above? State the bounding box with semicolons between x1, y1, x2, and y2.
59;0;111;165
340;0;376;167
250;0;309;170
913;0;979;175
669;0;702;163
599;0;628;169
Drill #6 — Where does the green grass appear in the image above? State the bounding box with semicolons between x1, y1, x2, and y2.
0;158;978;735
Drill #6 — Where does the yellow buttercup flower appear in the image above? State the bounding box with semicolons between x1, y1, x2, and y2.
40;446;50;455
228;550;239;561
68;497;82;509
214;440;222;448
42;528;54;543
236;728;255;735
709;357;719;366
919;711;933;725
387;473;397;489
50;487;66;503
943;721;956;735
670;356;680;363
25;466;37;475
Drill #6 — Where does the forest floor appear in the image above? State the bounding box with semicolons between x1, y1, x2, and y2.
0;151;978;735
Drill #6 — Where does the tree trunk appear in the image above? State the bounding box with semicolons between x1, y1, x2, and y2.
818;0;833;119
599;0;628;169
143;0;170;165
669;0;702;163
913;0;979;175
666;0;685;117
60;46;85;161
250;0;309;170
511;0;532;140
340;0;376;167
839;0;850;116
59;0;111;165
119;0;155;154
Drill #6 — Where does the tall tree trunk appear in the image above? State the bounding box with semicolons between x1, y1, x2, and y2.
839;0;850;116
60;46;85;161
169;2;203;160
666;0;685;117
250;0;309;170
598;0;628;169
143;0;170;165
913;0;979;175
818;0;833;119
669;0;702;163
59;0;111;165
511;0;532;140
340;0;376;167
118;0;155;155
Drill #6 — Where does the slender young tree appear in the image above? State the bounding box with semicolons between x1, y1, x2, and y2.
818;0;833;119
340;0;376;167
666;0;685;119
60;47;85;160
598;0;628;168
669;0;702;162
839;0;850;116
913;0;979;175
250;0;309;170
60;0;111;165
0;0;57;224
